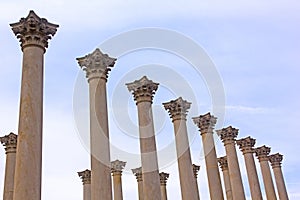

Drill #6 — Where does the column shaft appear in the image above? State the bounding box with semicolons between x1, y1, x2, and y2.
83;184;91;200
222;169;232;200
173;119;199;200
243;153;263;199
273;167;288;200
160;185;167;200
260;161;277;199
137;101;161;200
113;173;123;200
89;78;112;200
138;180;144;200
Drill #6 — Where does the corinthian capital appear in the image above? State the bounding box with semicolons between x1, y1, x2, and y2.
78;169;91;185
269;153;283;168
236;136;256;154
77;48;116;81
163;97;191;122
126;76;159;104
216;126;239;144
0;132;17;153
159;172;170;185
132;167;143;182
192;112;217;134
111;160;126;175
255;145;271;162
218;156;229;171
10;10;58;51
192;164;200;178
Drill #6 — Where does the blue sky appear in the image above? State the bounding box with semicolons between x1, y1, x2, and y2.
0;1;299;199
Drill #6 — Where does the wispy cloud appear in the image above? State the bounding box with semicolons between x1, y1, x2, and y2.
225;105;274;114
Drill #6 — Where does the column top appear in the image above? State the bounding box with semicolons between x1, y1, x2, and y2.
132;167;143;182
216;126;239;143
77;48;116;82
192;164;200;178
126;76;159;104
269;153;283;168
192;112;217;134
236;136;256;154
77;169;91;185
10;10;58;51
111;159;126;173
218;156;229;171
163;97;191;122
159;172;170;185
255;145;271;161
0;132;17;153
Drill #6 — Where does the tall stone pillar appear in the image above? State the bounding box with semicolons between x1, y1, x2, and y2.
217;126;246;200
126;76;161;200
269;153;289;200
163;97;200;200
255;146;277;200
159;172;169;200
78;169;91;200
77;48;116;200
111;160;126;200
193;113;224;200
192;164;200;197
236;136;263;200
10;11;58;200
218;156;232;200
0;133;18;200
132;167;144;200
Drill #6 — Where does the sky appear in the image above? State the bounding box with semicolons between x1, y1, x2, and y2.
0;0;300;199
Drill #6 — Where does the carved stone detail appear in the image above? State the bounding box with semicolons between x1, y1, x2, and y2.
132;167;143;182
192;164;200;178
236;136;256;154
218;156;229;171
159;172;169;186
217;126;239;144
163;97;191;122
0;132;18;153
111;160;126;175
255;145;271;162
126;76;159;104
10;10;58;51
269;153;283;168
78;169;91;185
192;112;217;134
77;48;116;81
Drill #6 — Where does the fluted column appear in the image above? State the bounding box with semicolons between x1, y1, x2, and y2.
10;11;58;200
78;169;91;200
255;146;277;200
77;48;116;200
217;126;246;200
163;97;200;200
0;133;18;200
192;164;200;197
236;136;262;200
269;153;289;200
218;156;232;200
126;76;161;200
132;167;144;200
159;172;169;200
111;160;126;200
193;113;224;200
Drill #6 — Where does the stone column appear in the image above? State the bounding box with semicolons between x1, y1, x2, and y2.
218;156;232;200
0;133;18;200
255;146;277;200
192;164;200;197
163;97;200;200
10;11;58;200
159;172;169;200
217;126;246;200
132;167;144;200
78;169;91;200
126;76;161;200
193;113;224;200
269;153;289;200
111;160;126;200
77;48;116;200
236;136;263;200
